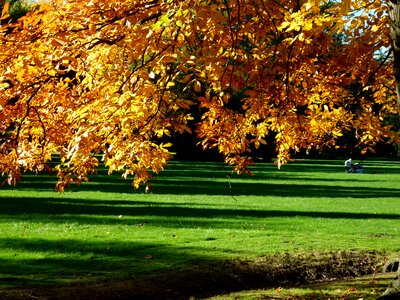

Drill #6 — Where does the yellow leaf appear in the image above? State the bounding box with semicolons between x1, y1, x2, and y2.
371;25;379;32
176;19;183;28
303;21;313;31
341;0;351;15
16;70;24;82
287;22;300;32
279;21;291;30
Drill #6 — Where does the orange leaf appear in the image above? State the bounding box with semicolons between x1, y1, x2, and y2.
1;1;9;18
194;80;201;93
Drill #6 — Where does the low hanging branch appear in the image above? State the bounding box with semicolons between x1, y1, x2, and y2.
0;0;399;190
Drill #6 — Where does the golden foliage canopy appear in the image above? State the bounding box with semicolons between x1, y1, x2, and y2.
0;0;399;189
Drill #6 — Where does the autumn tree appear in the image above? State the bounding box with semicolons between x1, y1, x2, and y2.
0;0;399;190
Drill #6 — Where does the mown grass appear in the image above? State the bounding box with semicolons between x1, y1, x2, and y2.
0;159;399;297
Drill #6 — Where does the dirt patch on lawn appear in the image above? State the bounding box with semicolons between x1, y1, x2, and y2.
0;251;387;299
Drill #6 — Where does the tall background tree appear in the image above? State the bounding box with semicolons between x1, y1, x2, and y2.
389;0;400;115
0;0;399;189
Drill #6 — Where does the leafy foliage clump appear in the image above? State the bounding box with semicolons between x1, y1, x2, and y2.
0;0;399;189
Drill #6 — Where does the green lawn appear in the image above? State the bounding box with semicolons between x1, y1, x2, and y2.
0;159;399;296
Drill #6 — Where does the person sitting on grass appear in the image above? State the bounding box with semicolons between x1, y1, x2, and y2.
344;158;353;173
345;158;364;173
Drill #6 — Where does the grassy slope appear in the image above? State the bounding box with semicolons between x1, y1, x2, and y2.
0;159;399;297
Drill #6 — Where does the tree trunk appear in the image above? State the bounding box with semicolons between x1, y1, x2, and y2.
389;0;400;119
379;3;400;298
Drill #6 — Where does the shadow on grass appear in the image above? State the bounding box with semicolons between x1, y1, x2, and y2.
152;179;400;198
4;174;400;198
0;237;213;289
1;155;396;184
2;159;398;197
0;197;400;227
